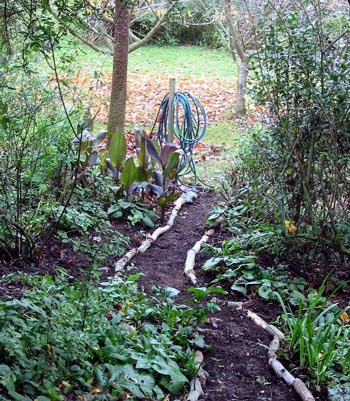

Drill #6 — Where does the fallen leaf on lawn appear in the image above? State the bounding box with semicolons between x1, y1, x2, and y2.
73;69;237;127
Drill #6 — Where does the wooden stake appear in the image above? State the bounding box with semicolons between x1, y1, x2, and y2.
168;77;176;143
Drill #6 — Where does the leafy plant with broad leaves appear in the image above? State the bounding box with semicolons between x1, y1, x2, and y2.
108;199;158;228
202;237;307;302
205;201;308;301
0;271;218;400
105;126;183;222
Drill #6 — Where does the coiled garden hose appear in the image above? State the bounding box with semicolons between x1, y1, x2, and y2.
150;91;207;187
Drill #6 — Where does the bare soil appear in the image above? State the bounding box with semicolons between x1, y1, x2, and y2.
0;190;329;401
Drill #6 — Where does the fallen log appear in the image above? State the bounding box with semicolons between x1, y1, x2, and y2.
184;229;215;284
247;310;284;339
248;310;315;401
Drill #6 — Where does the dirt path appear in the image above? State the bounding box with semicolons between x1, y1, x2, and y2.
126;190;300;401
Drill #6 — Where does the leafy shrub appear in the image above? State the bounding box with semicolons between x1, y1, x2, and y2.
131;1;226;48
218;1;350;266
0;62;77;260
246;1;350;259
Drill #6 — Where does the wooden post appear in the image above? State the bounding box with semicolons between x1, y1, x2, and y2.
168;77;176;143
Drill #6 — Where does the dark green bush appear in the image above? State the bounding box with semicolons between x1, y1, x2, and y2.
223;0;350;263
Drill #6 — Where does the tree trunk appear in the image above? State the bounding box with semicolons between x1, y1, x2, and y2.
1;1;13;56
223;0;249;117
107;1;129;144
236;60;249;116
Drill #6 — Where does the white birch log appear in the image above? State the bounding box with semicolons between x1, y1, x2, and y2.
184;229;215;284
269;357;295;385
114;248;138;272
269;359;315;401
292;378;315;401
247;310;285;339
150;225;171;241
167;197;186;227
114;191;197;273
268;336;280;359
248;310;315;401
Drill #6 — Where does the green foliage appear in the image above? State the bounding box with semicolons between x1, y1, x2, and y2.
109;131;126;171
329;382;350;401
74;127;182;219
202;234;307;302
205;199;312;301
0;272;215;400
0;58;79;260
131;1;225;48
243;0;350;259
108;200;158;228
276;284;350;385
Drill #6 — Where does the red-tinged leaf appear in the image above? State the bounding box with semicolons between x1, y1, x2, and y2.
87;150;99;167
160;143;178;167
145;135;162;166
106;159;119;180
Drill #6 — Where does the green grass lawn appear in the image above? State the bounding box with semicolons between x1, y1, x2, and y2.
128;45;237;78
68;41;237;78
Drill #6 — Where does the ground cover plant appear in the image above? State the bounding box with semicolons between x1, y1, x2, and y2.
0;271;217;400
0;30;244;401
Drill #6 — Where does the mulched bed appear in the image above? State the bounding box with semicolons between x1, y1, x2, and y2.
0;190;329;401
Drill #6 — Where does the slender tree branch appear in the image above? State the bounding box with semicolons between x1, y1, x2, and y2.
129;5;174;53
